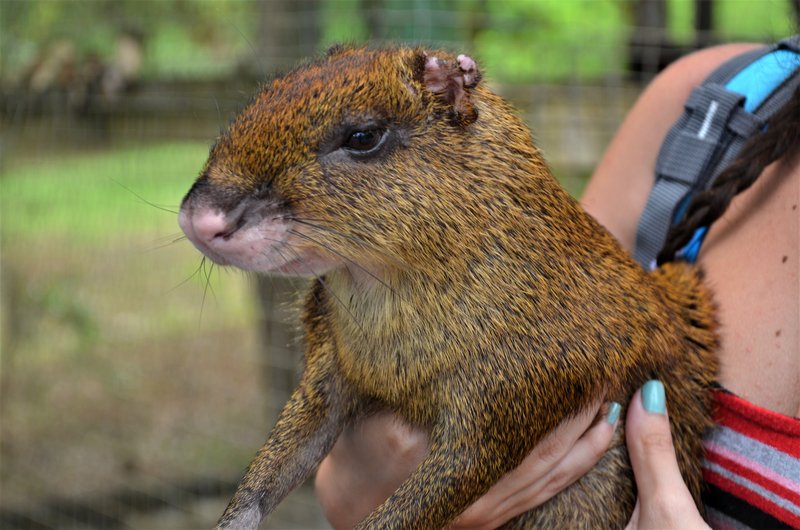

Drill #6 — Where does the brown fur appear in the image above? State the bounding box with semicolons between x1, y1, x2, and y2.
180;46;719;529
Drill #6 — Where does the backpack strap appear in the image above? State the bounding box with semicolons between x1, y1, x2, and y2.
634;36;800;270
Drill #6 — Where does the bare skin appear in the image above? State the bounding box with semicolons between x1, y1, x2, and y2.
315;43;799;528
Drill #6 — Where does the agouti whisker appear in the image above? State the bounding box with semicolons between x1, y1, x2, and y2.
288;229;398;297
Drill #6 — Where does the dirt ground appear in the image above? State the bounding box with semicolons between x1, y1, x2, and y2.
0;231;327;528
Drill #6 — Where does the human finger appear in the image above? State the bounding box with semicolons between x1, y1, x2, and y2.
624;380;709;530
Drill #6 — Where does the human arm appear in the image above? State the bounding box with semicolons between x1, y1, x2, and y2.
315;381;713;530
584;40;799;417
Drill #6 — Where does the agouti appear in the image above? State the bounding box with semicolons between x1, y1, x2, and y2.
179;45;718;529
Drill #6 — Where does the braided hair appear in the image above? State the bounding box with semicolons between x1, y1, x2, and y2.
657;81;800;265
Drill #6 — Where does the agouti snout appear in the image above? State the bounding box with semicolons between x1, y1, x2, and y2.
180;45;718;530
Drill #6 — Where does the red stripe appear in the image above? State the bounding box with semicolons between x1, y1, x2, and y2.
714;391;800;457
704;467;800;528
705;448;800;506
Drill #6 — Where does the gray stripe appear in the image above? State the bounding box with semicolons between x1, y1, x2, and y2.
704;425;800;482
703;459;800;518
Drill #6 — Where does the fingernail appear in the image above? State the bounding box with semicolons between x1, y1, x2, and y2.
641;380;666;415
605;402;621;424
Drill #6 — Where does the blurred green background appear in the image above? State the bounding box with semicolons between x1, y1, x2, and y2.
0;1;795;528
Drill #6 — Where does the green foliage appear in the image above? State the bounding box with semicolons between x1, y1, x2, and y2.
474;0;627;82
140;1;257;78
715;0;795;39
1;0;796;82
321;0;371;43
0;0;255;80
668;0;795;43
668;0;696;43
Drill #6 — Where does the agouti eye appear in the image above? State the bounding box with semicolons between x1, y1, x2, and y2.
343;128;386;153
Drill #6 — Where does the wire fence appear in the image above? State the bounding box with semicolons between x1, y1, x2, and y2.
0;1;794;528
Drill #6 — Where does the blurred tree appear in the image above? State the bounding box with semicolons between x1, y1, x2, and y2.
695;0;715;47
628;0;675;75
363;0;387;40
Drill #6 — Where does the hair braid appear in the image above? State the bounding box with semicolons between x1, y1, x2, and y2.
657;81;800;265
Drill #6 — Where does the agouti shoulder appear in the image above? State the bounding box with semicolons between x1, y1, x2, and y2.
179;45;718;530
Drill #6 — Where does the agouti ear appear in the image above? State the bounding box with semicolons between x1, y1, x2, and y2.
415;51;482;127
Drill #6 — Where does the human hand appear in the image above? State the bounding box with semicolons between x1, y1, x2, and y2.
315;411;430;530
316;397;618;530
624;380;710;530
447;396;618;530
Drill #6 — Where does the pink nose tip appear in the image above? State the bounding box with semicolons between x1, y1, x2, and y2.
192;210;230;241
179;207;230;245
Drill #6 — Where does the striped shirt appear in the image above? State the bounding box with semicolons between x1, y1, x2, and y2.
702;389;800;529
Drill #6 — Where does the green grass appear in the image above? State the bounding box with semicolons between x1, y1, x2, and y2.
0;141;261;339
0;142;210;245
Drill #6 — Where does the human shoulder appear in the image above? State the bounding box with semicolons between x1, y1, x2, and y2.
656;43;763;90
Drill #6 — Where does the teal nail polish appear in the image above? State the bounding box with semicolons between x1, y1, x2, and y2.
606;402;621;424
642;380;666;415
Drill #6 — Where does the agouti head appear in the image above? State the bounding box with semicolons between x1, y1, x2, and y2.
179;46;551;279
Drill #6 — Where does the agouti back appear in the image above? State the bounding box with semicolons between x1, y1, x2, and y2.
178;45;718;529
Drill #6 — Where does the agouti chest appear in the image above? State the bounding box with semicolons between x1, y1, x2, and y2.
321;275;467;421
331;320;453;417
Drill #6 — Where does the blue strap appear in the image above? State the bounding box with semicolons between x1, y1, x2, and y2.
726;49;800;112
675;226;707;264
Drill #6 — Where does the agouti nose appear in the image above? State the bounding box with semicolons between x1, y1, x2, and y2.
194;210;233;241
179;207;235;246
